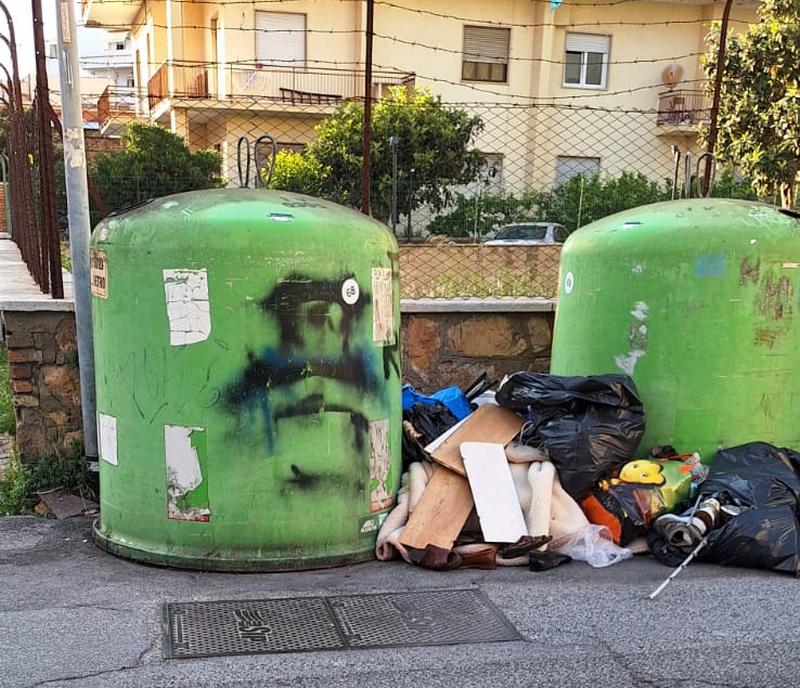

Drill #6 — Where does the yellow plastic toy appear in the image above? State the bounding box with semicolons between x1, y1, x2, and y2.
618;459;665;486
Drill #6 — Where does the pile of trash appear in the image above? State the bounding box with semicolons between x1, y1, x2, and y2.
379;372;800;580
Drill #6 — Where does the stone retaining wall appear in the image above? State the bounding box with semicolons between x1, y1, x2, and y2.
1;311;82;462
401;305;555;391
1;301;555;462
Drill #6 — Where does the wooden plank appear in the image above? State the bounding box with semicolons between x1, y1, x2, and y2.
400;467;474;551
460;442;528;543
430;404;524;476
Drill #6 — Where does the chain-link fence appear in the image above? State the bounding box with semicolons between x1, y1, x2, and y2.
37;75;764;299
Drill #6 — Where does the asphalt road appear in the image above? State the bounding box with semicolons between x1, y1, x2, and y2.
1;515;797;688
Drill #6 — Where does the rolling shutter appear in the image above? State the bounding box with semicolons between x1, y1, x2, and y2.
565;33;610;54
463;26;510;64
255;12;305;67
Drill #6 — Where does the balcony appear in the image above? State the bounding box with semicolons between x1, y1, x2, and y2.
82;0;143;28
146;62;415;114
97;85;144;135
656;90;710;136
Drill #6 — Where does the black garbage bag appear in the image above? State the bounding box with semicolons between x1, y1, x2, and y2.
650;442;800;576
496;372;645;500
401;402;459;469
700;442;800;509
700;443;800;575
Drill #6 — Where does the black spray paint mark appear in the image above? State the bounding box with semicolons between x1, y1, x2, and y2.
260;272;366;351
224;271;387;461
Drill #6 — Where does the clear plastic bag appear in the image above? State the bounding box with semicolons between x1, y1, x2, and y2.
552;524;632;568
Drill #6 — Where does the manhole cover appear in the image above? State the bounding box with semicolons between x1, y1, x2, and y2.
163;589;521;659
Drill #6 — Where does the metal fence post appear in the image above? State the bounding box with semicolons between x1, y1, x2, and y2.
54;0;98;459
406;167;414;242
389;135;398;234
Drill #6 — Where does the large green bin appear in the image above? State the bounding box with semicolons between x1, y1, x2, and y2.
91;189;401;570
551;199;800;461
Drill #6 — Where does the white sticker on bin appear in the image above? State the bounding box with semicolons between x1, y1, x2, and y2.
371;267;394;345
163;269;211;346
98;413;118;466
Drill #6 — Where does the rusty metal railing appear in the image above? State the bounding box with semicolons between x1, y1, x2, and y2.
0;0;63;297
656;89;711;127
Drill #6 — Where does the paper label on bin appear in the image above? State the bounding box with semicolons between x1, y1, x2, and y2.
371;267;394;345
98;412;117;465
90;249;109;299
165;425;210;522
369;419;393;513
163;269;211;346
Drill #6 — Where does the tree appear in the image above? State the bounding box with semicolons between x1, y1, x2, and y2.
704;0;800;208
270;87;485;220
90;122;223;215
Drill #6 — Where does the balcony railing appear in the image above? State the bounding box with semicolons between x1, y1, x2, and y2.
97;85;136;126
147;62;415;109
656;90;710;127
147;63;169;109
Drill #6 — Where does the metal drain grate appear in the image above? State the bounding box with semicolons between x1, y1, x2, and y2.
163;589;521;659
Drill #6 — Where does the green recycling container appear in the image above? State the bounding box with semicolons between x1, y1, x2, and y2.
91;189;401;570
551;199;800;462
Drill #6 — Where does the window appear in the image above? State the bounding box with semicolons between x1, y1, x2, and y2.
255;11;306;68
126;77;135;88
462;26;510;83
115;42;126;51
564;33;609;89
555;156;600;184
494;225;547;241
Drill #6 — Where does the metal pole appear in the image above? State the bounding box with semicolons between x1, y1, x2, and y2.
703;0;734;195
360;0;374;216
32;0;63;298
684;152;693;199
54;0;98;459
671;145;681;201
406;167;413;242
389;135;398;233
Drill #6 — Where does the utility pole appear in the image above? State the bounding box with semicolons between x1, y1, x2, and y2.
703;0;734;195
32;0;63;298
54;0;98;460
360;0;374;216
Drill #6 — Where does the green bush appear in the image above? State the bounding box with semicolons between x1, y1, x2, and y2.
268;150;325;197
90;122;223;215
0;347;14;435
533;171;671;231
26;446;96;502
0;444;95;516
0;453;30;515
426;192;538;238
711;169;759;200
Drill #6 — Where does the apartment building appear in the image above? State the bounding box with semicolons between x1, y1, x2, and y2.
81;0;759;189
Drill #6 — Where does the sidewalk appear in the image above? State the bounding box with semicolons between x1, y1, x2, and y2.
1;515;797;688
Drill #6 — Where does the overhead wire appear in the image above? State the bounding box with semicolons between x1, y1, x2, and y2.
81;0;762;12
70;23;711;67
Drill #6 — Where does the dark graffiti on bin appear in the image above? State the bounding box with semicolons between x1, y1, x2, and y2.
223;273;394;461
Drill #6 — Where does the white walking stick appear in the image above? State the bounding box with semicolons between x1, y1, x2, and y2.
648;537;708;600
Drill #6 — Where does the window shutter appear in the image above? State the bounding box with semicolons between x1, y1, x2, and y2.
565;33;610;54
255;12;306;67
463;26;510;64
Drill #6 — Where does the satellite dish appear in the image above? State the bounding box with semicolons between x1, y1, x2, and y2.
661;63;684;89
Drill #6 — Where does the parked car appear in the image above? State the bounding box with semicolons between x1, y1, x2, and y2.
484;222;568;246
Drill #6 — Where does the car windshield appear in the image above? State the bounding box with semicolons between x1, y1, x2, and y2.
493;225;547;241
